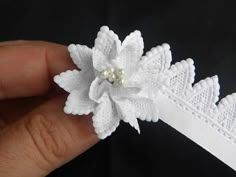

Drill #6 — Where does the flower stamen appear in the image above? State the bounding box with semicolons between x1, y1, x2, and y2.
100;68;126;86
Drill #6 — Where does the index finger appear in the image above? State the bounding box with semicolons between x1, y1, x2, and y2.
0;41;76;99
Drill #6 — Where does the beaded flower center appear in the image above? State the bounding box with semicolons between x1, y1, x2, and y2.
100;68;125;86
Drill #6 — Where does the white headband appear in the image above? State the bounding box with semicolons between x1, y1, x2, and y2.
54;26;236;171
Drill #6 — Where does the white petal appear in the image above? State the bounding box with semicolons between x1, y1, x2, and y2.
129;97;159;122
92;49;112;72
64;89;96;115
122;30;144;59
109;87;141;98
114;95;158;123
94;26;121;58
113;97;140;133
89;77;111;103
54;69;82;93
92;96;120;139
68;44;93;69
127;70;159;93
54;68;95;93
116;30;144;76
128;116;140;134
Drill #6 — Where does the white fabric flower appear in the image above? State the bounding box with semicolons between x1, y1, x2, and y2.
54;26;170;139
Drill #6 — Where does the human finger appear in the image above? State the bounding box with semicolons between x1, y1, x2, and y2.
0;95;98;177
0;41;76;100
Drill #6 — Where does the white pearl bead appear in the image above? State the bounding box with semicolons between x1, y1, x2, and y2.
108;68;115;74
101;70;109;79
108;73;116;82
100;67;126;87
118;78;125;86
116;69;125;77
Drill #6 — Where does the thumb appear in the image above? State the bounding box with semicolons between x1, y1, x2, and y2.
0;95;99;177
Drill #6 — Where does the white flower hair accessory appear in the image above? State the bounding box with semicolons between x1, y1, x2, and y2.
54;26;161;139
54;26;236;171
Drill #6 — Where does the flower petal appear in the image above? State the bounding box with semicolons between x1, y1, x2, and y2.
113;97;140;133
92;49;112;72
92;95;120;139
54;69;83;93
89;77;111;103
94;26;121;58
54;68;95;93
129;97;159;122
109;86;141;98
64;89;96;115
68;44;93;69
127;69;160;94
128;116;140;134
113;96;159;129
114;30;144;76
128;44;172;90
122;30;144;58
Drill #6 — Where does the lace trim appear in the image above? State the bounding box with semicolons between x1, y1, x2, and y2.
161;88;236;144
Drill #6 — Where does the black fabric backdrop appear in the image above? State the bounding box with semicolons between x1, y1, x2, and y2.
1;0;236;176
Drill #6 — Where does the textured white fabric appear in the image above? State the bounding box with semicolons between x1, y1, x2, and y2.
154;56;236;171
54;26;159;139
54;69;81;92
92;94;120;139
54;26;236;171
68;44;93;70
117;30;144;76
64;89;95;115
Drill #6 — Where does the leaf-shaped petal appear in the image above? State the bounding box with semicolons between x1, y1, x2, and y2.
166;59;195;96
215;93;236;134
115;30;144;76
94;26;121;59
89;77;110;103
64;89;96;115
186;76;220;113
112;97;152;133
130;97;159;122
128;44;172;92
122;30;144;59
140;43;172;74
92;49;113;72
68;44;93;69
109;86;141;98
127;116;140;134
54;69;83;93
92;94;120;139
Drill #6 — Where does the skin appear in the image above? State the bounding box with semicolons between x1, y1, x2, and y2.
0;41;99;177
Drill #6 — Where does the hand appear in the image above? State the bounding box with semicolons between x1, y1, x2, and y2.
0;41;99;177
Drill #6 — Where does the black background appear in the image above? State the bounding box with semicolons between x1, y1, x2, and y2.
1;0;236;176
